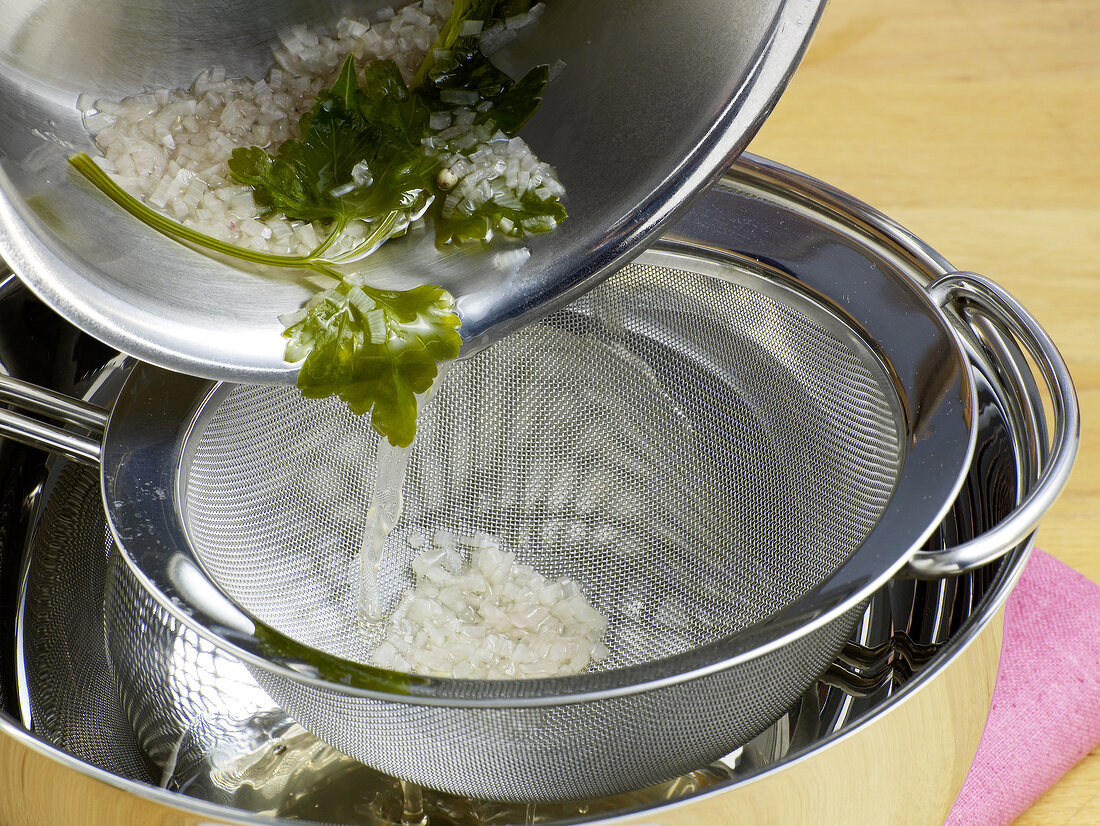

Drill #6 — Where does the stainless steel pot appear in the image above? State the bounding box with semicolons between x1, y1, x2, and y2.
0;153;1076;801
0;154;1074;823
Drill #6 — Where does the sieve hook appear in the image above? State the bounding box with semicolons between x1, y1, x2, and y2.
0;374;107;464
905;271;1079;578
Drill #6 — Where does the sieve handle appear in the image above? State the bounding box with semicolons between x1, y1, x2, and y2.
0;373;107;465
905;271;1079;578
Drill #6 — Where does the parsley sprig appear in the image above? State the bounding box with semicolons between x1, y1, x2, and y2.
227;57;439;262
285;281;461;449
69;0;561;447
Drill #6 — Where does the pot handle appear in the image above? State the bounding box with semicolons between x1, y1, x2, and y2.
0;374;107;465
905;271;1079;578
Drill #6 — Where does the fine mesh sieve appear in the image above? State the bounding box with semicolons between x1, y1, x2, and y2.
142;248;901;799
0;243;988;801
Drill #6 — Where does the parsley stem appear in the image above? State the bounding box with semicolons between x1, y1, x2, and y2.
70;153;355;275
411;0;474;90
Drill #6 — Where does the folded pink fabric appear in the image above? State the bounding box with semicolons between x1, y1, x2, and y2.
945;549;1100;824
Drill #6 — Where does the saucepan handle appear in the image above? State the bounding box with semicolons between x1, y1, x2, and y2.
0;374;107;465
905;271;1079;578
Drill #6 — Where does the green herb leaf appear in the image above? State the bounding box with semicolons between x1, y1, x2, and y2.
416;2;547;134
411;0;498;90
482;63;548;134
434;187;566;245
254;619;430;690
228;55;438;243
330;49;360;108
284;281;462;447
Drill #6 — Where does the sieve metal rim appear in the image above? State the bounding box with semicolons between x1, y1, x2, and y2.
100;242;976;708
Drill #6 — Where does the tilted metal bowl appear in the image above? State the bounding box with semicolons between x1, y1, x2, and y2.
0;0;825;380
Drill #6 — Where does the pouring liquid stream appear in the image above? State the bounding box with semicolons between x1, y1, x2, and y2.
356;363;450;627
357;439;409;626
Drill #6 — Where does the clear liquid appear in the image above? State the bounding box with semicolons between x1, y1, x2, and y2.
171;719;734;823
356;363;450;627
358;438;411;626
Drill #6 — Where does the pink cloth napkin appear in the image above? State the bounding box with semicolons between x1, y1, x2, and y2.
946;549;1100;824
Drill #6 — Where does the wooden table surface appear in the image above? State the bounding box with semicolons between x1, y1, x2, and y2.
747;0;1099;821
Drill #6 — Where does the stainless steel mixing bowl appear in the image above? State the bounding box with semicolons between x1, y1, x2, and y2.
0;0;826;380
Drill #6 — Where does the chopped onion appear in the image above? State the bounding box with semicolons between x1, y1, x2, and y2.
80;0;563;265
428;111;453;131
439;88;480;106
79;1;453;258
370;531;609;679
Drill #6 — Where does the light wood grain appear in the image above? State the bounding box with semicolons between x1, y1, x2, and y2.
748;1;1100;822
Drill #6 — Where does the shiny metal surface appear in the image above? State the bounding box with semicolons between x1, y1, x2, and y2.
0;0;825;380
0;153;1068;822
906;273;1079;577
0;154;1077;800
0;368;105;462
0;618;1003;826
9;303;1027;824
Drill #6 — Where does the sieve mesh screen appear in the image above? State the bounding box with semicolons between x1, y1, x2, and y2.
182;260;904;671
